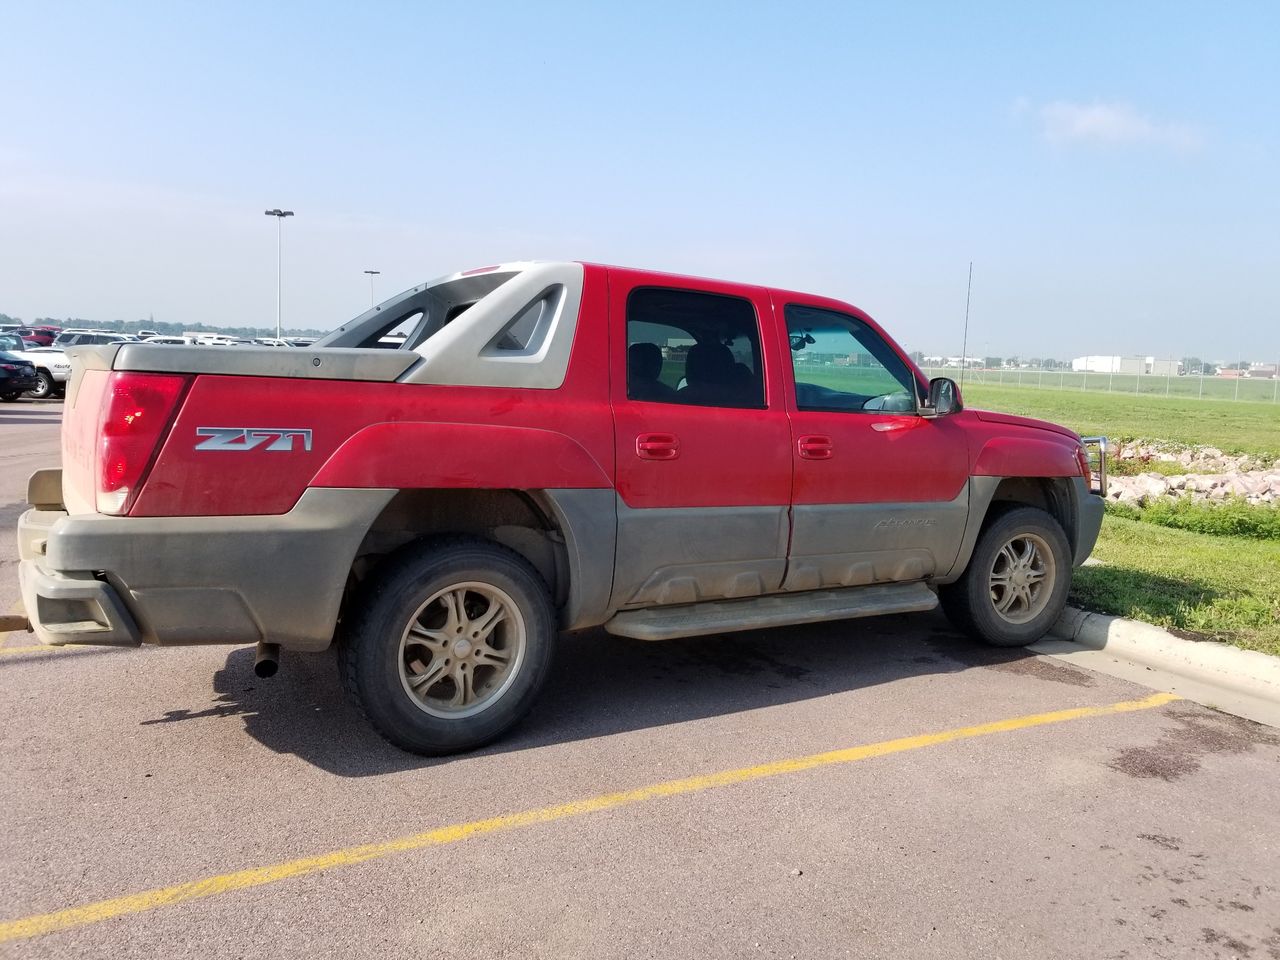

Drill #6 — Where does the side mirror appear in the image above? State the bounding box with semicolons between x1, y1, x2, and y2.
921;377;962;417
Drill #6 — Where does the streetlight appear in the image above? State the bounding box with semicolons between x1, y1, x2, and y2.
264;209;294;340
364;269;381;307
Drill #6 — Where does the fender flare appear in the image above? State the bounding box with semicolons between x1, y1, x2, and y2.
971;436;1081;478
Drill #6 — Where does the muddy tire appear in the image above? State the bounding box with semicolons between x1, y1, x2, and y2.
342;537;556;755
939;506;1071;647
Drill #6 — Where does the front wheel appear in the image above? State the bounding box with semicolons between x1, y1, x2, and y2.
342;538;556;755
939;506;1071;647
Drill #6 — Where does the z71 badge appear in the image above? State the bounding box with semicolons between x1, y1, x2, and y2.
195;427;313;452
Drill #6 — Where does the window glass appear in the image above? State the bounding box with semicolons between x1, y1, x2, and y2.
785;304;919;413
483;287;560;355
626;288;765;408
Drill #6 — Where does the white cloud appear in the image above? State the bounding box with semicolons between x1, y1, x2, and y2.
1036;100;1202;151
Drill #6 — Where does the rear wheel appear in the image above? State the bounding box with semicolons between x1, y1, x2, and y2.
27;371;55;400
342;538;556;755
939;506;1071;647
0;391;21;402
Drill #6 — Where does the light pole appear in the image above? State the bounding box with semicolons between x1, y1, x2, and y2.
264;209;294;340
364;269;381;307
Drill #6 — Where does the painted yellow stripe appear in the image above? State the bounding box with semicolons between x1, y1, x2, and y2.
0;691;1178;943
0;645;63;657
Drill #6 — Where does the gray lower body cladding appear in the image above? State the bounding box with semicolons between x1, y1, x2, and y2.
18;488;395;651
604;581;940;641
1072;477;1105;565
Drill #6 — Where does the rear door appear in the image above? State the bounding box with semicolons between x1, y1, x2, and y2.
608;270;792;608
775;295;971;591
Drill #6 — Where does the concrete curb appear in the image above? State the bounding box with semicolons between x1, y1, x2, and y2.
1050;605;1280;706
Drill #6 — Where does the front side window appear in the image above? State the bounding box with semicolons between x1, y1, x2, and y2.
785;304;919;413
626;288;765;408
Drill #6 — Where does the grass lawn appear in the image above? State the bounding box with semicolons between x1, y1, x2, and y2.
959;382;1280;458
1071;515;1280;657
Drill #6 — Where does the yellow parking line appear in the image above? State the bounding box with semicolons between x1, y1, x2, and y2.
0;645;60;657
0;691;1179;943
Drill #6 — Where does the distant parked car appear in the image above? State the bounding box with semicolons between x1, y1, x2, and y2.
53;332;129;347
141;336;195;345
15;327;59;347
8;346;71;399
0;333;39;352
252;337;290;347
0;351;39;401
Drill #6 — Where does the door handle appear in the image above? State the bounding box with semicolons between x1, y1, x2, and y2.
798;435;833;460
636;433;680;460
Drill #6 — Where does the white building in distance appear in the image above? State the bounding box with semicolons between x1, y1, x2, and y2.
1072;355;1181;376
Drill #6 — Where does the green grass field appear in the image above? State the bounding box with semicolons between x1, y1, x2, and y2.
1072;516;1280;657
958;382;1280;457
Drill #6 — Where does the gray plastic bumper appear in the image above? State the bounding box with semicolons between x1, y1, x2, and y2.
1073;477;1105;566
17;487;395;651
19;559;143;646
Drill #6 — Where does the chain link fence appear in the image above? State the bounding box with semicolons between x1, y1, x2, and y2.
918;360;1280;404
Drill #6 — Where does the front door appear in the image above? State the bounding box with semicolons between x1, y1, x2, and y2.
608;272;792;608
777;297;971;591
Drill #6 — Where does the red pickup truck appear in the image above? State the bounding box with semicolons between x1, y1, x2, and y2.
17;261;1106;754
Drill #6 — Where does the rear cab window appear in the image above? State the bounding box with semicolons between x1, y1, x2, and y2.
625;288;766;409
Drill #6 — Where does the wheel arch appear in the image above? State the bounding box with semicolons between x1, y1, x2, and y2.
346;487;616;632
937;475;1079;583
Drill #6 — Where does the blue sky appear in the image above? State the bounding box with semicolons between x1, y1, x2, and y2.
2;1;1277;361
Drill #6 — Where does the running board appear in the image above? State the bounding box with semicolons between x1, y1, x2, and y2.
603;582;938;642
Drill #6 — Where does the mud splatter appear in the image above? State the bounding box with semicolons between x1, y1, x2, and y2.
987;655;1097;687
1203;927;1254;955
1108;703;1280;781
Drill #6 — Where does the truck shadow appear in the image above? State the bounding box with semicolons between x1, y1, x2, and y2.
153;609;1073;777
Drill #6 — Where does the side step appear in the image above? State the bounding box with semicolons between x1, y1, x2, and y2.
603;582;938;642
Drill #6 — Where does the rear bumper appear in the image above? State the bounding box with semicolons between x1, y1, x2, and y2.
17;485;395;651
2;375;39;393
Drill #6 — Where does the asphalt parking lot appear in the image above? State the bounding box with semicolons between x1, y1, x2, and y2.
3;401;1279;959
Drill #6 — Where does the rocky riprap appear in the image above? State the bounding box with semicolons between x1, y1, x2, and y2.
1104;443;1280;506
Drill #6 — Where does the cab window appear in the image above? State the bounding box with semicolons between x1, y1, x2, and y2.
785;304;919;413
626;288;765;408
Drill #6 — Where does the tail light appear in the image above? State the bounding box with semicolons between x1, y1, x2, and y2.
1;363;19;371
96;372;189;515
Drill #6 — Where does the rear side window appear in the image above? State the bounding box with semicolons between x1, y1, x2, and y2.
626;288;765;408
482;287;561;355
